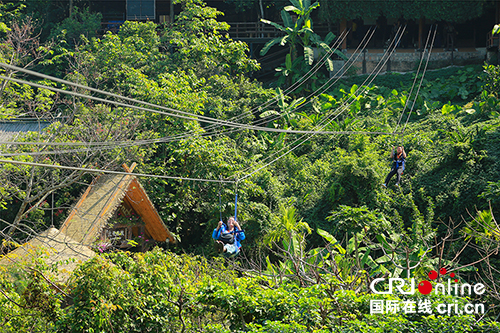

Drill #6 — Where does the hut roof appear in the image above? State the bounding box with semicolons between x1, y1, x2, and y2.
0;228;95;282
60;163;175;246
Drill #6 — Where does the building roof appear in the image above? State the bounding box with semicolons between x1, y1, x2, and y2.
60;163;175;246
0;120;52;142
0;163;174;282
0;228;96;282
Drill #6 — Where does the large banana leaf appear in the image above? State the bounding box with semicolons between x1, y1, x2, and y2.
304;45;314;65
260;37;285;56
281;10;294;29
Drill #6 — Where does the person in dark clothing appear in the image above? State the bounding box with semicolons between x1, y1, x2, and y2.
382;146;407;187
212;216;245;257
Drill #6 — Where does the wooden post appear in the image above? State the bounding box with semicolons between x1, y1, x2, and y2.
340;18;347;50
170;0;174;23
122;162;137;173
418;18;424;50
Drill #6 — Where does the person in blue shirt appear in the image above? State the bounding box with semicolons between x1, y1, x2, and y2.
212;216;245;257
382;146;406;187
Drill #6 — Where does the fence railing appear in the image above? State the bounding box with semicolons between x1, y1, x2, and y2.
486;31;499;50
227;22;335;40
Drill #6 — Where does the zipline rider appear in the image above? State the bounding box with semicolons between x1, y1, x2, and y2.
212;216;245;258
382;145;406;188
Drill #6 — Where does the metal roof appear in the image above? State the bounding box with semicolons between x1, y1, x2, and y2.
0;120;52;142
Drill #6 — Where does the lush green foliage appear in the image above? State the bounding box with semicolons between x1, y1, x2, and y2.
1;0;500;331
2;249;499;332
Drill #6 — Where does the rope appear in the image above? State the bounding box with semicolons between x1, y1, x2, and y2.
234;181;238;221
218;176;223;221
243;29;350;115
0;28;374;151
0;26;404;184
203;25;378;148
0;34;348;145
192;27;376;141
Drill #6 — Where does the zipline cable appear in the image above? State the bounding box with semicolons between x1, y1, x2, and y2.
234;26;403;176
245;29;350;113
235;25;407;181
0;32;349;142
0;158;236;183
152;26;377;149
1;27;390;184
0;29;370;150
1;27;399;182
192;27;376;138
234;181;238;221
393;24;435;136
401;24;438;136
0;74;400;139
218;176;223;221
0;29;360;148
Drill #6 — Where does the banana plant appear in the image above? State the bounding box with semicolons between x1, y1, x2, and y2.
259;87;306;130
314;229;385;290
260;0;347;74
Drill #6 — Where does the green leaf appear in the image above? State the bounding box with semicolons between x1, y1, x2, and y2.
260;18;287;32
284;5;301;14
325;57;334;72
281;10;294;28
360;248;371;267
260;110;280;118
285;53;292;70
282;238;290;251
324;31;336;44
280;35;290;46
493;24;500;35
317;228;335;243
350;84;358;96
127;239;138;247
441;103;456;115
260;37;283;56
376;234;392;251
288;0;303;11
0;22;10;33
304;46;314;65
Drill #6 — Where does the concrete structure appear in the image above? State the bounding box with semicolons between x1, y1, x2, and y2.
341;48;487;76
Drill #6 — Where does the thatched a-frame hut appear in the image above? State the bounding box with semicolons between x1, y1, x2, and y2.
0;163;174;281
59;163;175;249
